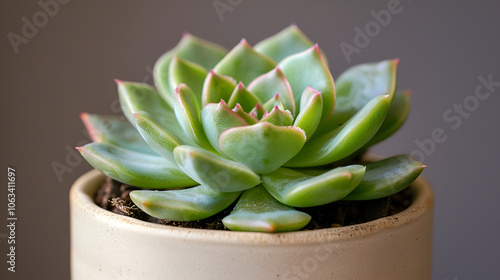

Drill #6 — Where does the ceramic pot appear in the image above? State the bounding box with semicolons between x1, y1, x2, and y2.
70;162;433;279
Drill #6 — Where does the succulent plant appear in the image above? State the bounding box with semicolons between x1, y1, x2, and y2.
77;25;425;233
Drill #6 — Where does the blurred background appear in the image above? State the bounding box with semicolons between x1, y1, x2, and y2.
1;0;499;279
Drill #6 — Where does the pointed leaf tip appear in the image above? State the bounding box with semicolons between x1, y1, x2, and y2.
75;146;82;151
79;112;89;121
114;79;122;84
240;38;249;45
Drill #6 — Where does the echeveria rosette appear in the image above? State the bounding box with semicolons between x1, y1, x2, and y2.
77;25;425;233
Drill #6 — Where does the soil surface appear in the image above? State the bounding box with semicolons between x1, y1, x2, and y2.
95;177;412;231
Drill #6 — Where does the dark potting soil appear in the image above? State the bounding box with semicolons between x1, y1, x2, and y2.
94;177;413;231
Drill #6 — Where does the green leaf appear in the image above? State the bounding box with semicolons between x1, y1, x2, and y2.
213;39;276;85
364;90;411;147
80;113;156;155
172;84;212;150
250;103;266;120
77;142;196;189
201;100;249;154
286;95;390;167
232;104;258;124
174;145;261;192
247;68;295;115
262;165;365;207
262;93;285;112
154;34;227;106
343;155;425;200
201;70;236;106
219;122;306;174
133;111;182;163
130;185;241;221
222;186;311;232
278;45;335;121
116;80;192;145
259;106;293;126
293;87;323;139
255;25;319;64
168;55;208;108
315;59;398;137
227;82;261;112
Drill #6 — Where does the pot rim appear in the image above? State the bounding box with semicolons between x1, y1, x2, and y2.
70;154;434;245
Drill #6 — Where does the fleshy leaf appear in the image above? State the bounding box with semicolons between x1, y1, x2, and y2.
247;68;295;115
213;39;276;85
172;84;212;150
364;90;411;147
130;185;241;221
133;111;182;163
154;34;227;106
222;186;311;232
168;55;208;108
278;45;335;121
201;100;249;154
293;87;323;139
233;104;258;124
262;93;285;112
262;165;365;207
174;145;261;192
219;123;306;174
227;82;261;112
286;95;390;167
316;59;398;137
80;113;156;155
255;25;319;64
259;106;293;126
77;142;196;189
116;80;192;144
250;103;266;120
343;155;425;200
202;70;236;106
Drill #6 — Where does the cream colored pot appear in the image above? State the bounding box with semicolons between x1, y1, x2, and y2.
70;167;433;280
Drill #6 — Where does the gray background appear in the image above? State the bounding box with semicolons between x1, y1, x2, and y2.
1;0;499;279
